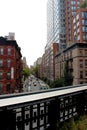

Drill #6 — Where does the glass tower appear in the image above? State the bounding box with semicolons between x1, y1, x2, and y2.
46;0;66;50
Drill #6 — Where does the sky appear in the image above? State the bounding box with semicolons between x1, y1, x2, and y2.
0;0;47;66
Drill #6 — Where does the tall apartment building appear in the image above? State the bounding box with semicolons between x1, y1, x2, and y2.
22;57;28;68
40;43;58;81
73;8;87;43
44;0;66;81
47;0;84;48
65;0;84;46
0;36;22;94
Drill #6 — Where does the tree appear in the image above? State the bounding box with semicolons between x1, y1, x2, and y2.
32;65;38;77
50;77;65;88
22;67;30;79
81;0;87;8
64;63;73;86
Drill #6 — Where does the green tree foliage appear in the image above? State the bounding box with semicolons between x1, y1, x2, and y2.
57;115;87;130
23;67;30;78
32;65;38;77
64;63;73;86
45;62;73;88
50;77;65;88
41;76;47;82
81;0;87;8
41;76;51;86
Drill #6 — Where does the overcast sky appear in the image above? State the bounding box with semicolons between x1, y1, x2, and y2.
0;0;47;66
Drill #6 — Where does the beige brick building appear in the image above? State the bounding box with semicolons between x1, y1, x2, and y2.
55;43;87;85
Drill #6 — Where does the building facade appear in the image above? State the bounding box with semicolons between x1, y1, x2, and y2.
46;0;66;50
73;8;87;43
45;0;66;81
0;37;22;94
55;1;87;85
55;43;87;85
40;43;58;81
65;0;84;46
46;0;87;84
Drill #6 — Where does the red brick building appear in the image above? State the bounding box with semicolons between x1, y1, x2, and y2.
39;43;58;80
73;8;87;43
65;0;84;46
0;37;22;94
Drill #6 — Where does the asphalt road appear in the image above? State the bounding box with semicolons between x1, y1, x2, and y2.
23;75;49;93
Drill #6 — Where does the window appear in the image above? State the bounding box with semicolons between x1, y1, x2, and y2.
73;18;76;24
86;34;87;40
74;31;76;36
71;1;76;5
85;50;87;56
7;59;11;67
74;25;76;30
83;34;87;40
85;71;87;77
79;59;83;68
77;35;80;40
0;60;3;67
0;72;3;79
82;20;87;25
8;48;11;55
6;83;10;92
77;1;80;5
0;48;4;55
82;12;87;19
7;72;11;79
82;26;85;32
82;20;85;25
72;11;76;16
80;71;83;79
77;21;79;27
72;6;76;11
79;50;83;56
77;28;80;33
80;82;83;84
76;14;79;20
0;83;3;93
85;60;87;67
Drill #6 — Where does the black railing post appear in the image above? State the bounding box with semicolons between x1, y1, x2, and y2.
48;98;58;130
0;108;16;130
22;107;25;130
44;102;47;129
37;103;40;130
30;105;33;130
76;92;85;115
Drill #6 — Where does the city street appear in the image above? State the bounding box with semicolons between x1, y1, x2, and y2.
18;75;50;130
23;75;49;93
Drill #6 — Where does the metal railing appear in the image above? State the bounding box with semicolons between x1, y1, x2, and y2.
0;84;87;130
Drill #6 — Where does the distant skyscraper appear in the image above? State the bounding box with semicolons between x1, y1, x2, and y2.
5;32;15;40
